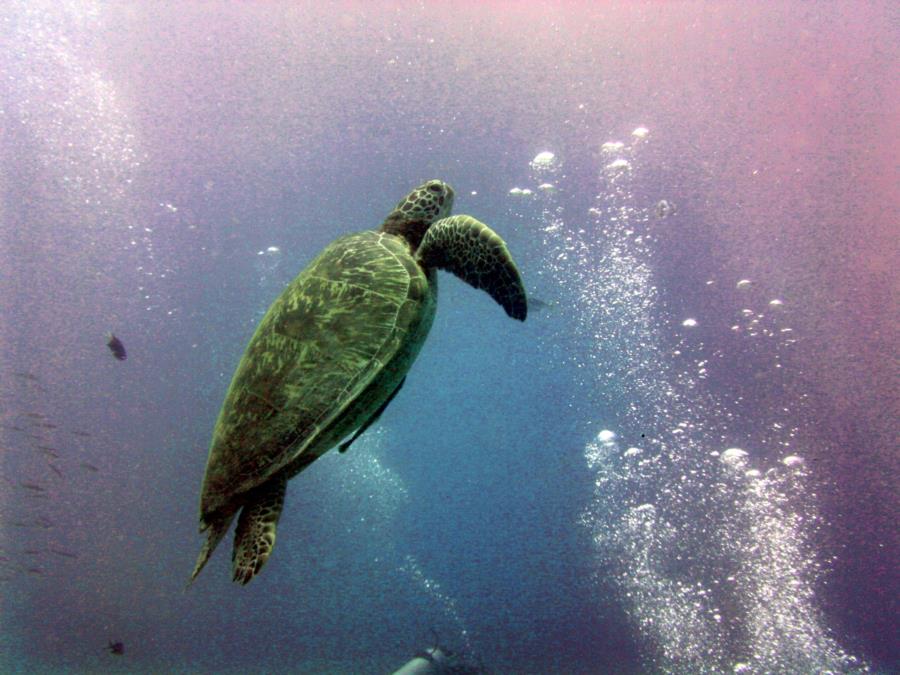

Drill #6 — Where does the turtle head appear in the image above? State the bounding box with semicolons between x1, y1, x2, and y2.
380;180;454;251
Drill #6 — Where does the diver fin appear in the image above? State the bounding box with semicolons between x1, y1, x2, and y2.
188;509;236;587
231;474;287;585
339;377;405;453
416;215;527;320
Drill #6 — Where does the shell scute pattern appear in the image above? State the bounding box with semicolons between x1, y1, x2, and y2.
200;231;422;515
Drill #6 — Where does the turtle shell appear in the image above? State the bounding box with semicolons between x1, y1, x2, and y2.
199;230;436;520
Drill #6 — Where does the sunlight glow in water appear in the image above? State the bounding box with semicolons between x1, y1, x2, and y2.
6;1;182;315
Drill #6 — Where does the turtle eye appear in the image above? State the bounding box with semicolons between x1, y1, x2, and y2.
428;184;443;193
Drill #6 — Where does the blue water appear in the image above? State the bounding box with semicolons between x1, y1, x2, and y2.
1;3;897;673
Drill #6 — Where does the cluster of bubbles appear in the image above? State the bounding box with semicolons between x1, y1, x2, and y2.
508;151;559;198
523;130;866;672
253;245;284;293
305;428;474;659
5;2;180;315
398;554;474;658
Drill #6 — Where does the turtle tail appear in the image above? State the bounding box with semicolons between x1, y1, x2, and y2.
187;509;236;587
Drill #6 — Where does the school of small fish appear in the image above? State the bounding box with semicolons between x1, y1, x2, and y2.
0;370;102;584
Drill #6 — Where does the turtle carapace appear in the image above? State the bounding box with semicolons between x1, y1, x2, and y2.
191;180;527;585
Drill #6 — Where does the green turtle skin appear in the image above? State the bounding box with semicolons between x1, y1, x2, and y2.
191;179;526;585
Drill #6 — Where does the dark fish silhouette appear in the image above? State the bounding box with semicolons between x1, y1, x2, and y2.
20;482;45;492
24;413;45;420
529;297;556;313
71;430;91;438
80;462;99;472
37;446;61;458
13;372;39;382
35;422;57;430
47;463;64;478
107;641;124;655
106;334;127;361
49;548;78;559
0;424;25;432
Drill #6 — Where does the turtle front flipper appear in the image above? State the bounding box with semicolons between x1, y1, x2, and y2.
232;474;287;585
416;215;527;321
338;377;405;453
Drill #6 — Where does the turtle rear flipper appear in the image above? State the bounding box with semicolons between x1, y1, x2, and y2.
416;215;527;321
232;475;287;585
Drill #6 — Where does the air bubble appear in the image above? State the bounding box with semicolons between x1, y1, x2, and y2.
532;151;556;166
597;429;617;443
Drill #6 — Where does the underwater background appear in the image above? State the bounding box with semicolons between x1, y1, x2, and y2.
1;2;897;673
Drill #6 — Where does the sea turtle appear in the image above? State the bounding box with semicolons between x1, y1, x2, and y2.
191;179;527;585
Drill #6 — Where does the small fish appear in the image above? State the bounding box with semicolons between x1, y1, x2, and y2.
13;372;39;382
107;641;124;656
49;548;78;559
24;549;42;555
106;333;127;361
20;482;45;492
47;463;64;478
25;567;44;575
80;462;99;472
12;520;50;529
37;445;61;457
36;422;57;430
71;430;91;438
655;199;676;219
0;424;26;432
14;516;53;528
24;413;45;420
528;297;556;313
